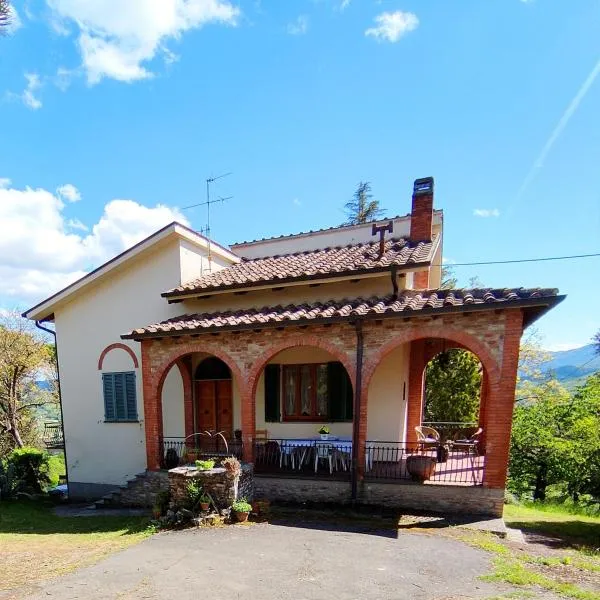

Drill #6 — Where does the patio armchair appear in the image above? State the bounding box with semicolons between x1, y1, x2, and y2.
415;426;441;452
314;442;335;474
451;427;483;456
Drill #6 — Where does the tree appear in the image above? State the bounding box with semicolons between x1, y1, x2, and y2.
0;1;12;34
594;329;600;356
424;349;482;423
440;266;458;290
0;313;56;450
344;181;384;225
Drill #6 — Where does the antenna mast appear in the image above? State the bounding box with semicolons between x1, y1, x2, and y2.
182;172;232;273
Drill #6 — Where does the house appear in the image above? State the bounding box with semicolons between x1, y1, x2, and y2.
23;177;563;516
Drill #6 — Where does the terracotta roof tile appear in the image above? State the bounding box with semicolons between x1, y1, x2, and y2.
163;236;438;298
125;288;561;338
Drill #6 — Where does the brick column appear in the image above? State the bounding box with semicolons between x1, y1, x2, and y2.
478;370;490;454
413;270;430;289
406;339;426;445
241;389;255;463
141;340;163;471
483;310;523;489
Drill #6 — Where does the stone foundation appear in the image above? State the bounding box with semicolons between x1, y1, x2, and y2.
169;464;254;509
119;471;169;507
254;475;504;517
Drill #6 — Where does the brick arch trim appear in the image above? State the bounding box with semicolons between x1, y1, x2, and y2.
362;324;501;392
247;336;356;399
151;342;246;398
97;343;139;370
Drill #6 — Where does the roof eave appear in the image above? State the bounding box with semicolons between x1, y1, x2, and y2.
123;294;565;341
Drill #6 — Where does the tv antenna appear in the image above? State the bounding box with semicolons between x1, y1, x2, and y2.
182;172;233;273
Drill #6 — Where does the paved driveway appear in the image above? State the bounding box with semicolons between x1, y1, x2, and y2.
24;522;507;600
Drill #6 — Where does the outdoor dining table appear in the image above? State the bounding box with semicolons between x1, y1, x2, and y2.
274;437;373;471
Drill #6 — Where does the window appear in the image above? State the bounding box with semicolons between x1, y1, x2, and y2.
102;372;137;422
264;362;352;422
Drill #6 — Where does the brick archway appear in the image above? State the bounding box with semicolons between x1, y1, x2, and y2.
97;342;139;370
141;340;247;470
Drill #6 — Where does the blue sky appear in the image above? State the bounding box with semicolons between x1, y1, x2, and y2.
0;0;599;351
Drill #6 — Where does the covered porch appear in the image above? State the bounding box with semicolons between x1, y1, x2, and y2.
124;289;561;516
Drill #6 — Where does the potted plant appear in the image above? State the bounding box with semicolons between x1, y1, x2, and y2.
406;454;437;482
195;459;215;471
318;425;330;440
199;492;211;512
232;498;252;522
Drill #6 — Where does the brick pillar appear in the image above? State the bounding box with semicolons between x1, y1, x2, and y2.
406;339;426;445
356;374;367;480
241;388;255;463
483;310;524;489
176;359;194;439
478;370;490;454
141;340;163;471
413;270;430;289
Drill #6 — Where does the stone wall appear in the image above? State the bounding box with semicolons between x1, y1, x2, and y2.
119;470;169;507
169;464;254;509
254;475;504;517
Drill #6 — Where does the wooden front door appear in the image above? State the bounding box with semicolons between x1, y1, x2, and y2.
195;380;233;440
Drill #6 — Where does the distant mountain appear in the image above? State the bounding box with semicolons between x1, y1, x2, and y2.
541;344;600;388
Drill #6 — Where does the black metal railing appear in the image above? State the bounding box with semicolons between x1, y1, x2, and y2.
421;422;479;442
161;436;243;469
364;441;484;485
253;439;353;480
43;422;64;450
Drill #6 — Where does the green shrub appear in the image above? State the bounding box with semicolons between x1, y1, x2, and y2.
0;458;17;499
8;447;52;494
195;459;215;471
47;453;66;488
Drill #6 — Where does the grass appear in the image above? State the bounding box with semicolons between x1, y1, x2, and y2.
447;502;600;600
504;503;600;552
0;500;153;594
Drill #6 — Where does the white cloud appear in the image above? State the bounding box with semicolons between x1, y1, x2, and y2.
365;11;418;43
292;198;302;207
22;73;42;110
473;208;500;218
5;4;22;33
339;0;351;11
287;15;308;35
56;183;81;202
0;180;189;303
46;0;241;84
0;178;11;189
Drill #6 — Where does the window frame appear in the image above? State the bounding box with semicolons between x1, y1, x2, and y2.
102;371;138;423
281;363;329;422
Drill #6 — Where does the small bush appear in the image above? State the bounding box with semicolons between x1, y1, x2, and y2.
195;459;215;471
8;447;52;494
0;458;17;499
154;490;171;515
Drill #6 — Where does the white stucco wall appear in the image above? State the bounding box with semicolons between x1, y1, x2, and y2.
162;365;185;439
366;344;410;442
54;237;204;488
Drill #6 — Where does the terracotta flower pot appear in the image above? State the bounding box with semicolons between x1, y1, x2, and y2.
234;510;249;523
406;455;437;482
200;502;210;512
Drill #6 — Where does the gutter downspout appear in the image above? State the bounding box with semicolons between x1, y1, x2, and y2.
351;320;364;502
36;321;69;491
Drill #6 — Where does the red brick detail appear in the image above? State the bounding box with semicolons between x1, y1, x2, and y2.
175;359;194;439
141;340;163;471
478;370;490;454
410;190;433;242
482;309;524;489
406;340;426;445
97;342;139;370
413;270;429;290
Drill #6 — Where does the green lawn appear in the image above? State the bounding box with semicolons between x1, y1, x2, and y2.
0;500;153;594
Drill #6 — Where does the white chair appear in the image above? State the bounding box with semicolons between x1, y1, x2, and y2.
314;442;334;474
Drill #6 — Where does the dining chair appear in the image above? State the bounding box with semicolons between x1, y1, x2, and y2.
314;442;335;474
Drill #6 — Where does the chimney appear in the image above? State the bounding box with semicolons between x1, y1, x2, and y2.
409;177;434;243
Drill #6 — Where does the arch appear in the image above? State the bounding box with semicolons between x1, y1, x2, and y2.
152;342;246;401
195;357;232;380
247;335;356;400
97;342;139;370
362;324;500;393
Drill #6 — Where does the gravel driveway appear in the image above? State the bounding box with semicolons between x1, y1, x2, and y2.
23;521;508;600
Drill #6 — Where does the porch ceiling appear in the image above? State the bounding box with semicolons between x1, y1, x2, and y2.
122;288;563;340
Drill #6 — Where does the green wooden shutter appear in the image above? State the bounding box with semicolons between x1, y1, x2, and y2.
125;372;137;420
264;364;281;422
103;373;116;420
328;362;353;421
114;373;126;420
